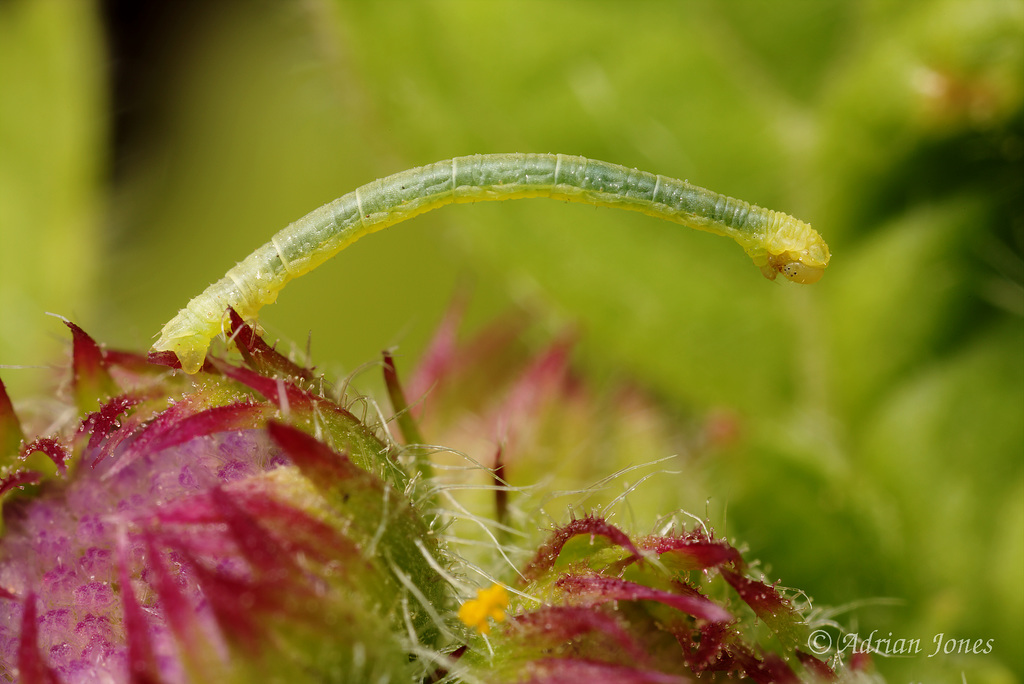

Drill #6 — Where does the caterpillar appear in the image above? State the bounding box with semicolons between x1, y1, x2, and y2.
152;153;830;374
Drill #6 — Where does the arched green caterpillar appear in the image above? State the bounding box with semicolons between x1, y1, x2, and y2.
153;153;830;374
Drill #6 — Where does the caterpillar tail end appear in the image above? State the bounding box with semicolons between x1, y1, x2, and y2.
149;335;210;375
150;317;213;375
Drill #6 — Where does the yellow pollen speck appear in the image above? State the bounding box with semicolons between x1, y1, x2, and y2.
458;584;509;634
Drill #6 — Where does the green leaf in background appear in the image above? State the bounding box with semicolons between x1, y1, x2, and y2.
0;0;106;398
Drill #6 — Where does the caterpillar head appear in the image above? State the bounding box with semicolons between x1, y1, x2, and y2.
759;213;831;284
761;252;827;284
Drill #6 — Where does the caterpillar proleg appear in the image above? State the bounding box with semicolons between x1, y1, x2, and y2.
153;153;830;374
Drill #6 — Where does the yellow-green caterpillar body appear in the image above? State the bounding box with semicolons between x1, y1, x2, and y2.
154;153;830;373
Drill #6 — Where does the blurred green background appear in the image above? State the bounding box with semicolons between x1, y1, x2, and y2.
1;0;1021;681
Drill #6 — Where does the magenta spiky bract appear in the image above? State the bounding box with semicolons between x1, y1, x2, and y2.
0;319;448;683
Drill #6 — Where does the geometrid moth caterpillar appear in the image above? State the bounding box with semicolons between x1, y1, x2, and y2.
152;153;831;373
